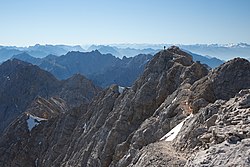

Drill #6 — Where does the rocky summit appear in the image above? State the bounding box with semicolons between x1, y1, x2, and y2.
0;46;249;167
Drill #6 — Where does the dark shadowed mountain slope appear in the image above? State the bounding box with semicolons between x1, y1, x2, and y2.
13;50;121;79
0;59;100;134
53;50;121;78
12;51;154;88
89;54;153;87
0;59;60;134
12;52;43;64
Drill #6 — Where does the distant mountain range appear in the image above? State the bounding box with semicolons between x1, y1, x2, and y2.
0;44;85;62
179;43;250;60
1;43;249;63
87;45;157;58
12;51;153;88
110;43;250;60
12;49;224;88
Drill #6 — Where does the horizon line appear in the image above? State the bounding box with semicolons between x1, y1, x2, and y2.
0;42;249;48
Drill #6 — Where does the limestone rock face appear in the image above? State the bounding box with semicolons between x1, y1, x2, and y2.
185;138;250;167
122;89;250;167
179;89;250;166
127;142;186;167
114;47;208;166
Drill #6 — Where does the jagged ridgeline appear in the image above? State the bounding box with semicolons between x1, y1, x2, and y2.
0;46;250;167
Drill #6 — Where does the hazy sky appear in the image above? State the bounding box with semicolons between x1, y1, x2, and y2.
0;0;250;46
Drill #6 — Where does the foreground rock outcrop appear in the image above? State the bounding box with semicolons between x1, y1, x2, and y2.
0;47;249;167
124;89;250;167
183;89;250;166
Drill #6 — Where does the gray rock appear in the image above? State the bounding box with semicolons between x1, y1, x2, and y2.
185;139;250;167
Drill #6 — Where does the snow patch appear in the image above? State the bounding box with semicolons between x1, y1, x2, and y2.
118;86;125;93
35;158;38;167
172;97;177;103
165;97;177;110
83;123;87;129
83;123;88;133
160;114;193;141
26;114;47;131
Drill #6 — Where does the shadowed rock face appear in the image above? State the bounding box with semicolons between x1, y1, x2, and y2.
189;58;250;113
0;59;100;135
0;59;60;134
1;47;250;167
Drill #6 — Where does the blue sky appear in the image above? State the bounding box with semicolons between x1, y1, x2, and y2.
0;0;250;46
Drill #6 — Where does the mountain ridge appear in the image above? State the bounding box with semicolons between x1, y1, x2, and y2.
0;46;249;166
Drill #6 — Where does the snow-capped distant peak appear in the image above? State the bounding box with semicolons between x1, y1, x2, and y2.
219;43;249;48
